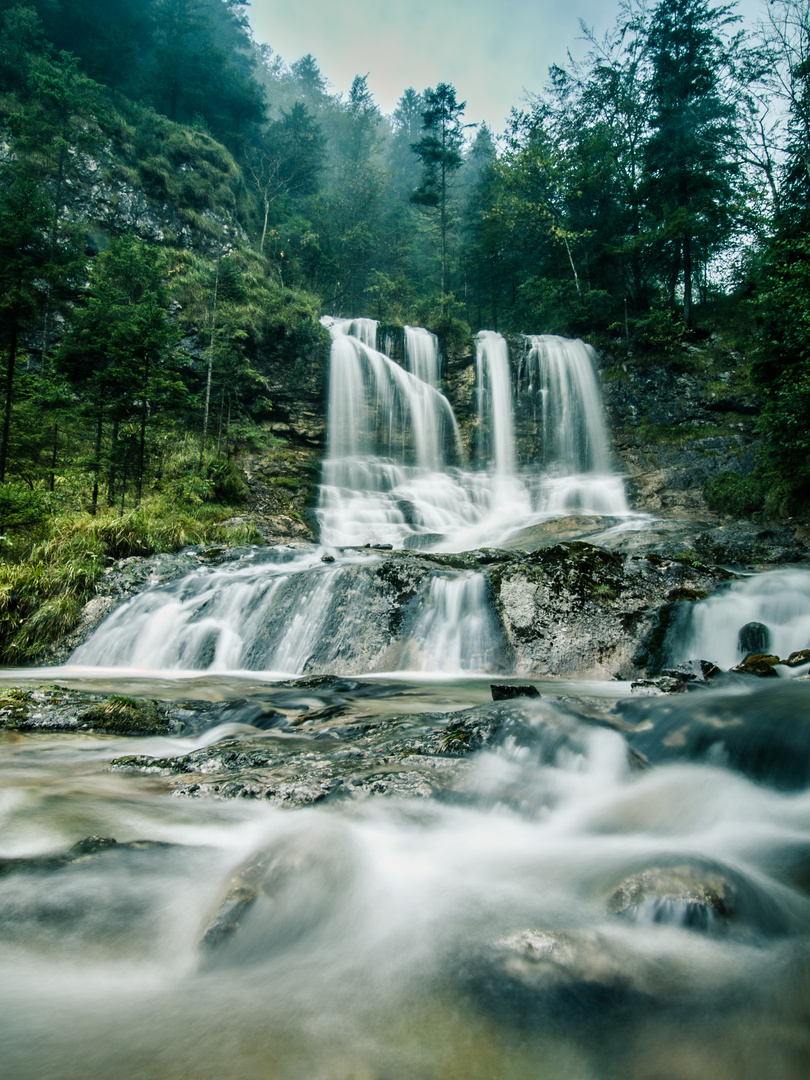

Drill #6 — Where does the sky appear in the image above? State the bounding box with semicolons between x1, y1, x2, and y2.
247;0;767;131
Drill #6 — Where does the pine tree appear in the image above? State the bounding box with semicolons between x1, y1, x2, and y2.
412;83;467;298
643;0;744;325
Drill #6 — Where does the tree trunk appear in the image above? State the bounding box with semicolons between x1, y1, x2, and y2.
41;143;67;365
49;423;58;492
90;407;102;515
136;354;150;507
107;416;119;506
199;259;219;468
260;195;269;253
682;231;693;328
216;388;225;457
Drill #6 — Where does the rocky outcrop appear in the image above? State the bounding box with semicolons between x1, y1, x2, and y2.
490;542;729;678
600;355;761;517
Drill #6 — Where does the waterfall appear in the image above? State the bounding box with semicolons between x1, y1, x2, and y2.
667;568;810;671
71;550;506;676
475;331;515;476
318;318;465;548
516;335;630;518
519;335;611;473
318;319;631;549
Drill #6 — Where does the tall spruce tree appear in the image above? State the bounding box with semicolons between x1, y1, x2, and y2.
412;83;467;297
643;0;744;325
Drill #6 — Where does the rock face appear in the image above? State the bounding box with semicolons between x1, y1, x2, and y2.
600;358;761;517
489;542;727;678
44;540;739;679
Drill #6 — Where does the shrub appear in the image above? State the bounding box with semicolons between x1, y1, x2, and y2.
703;472;765;518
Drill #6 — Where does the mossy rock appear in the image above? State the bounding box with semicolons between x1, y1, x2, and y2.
78;696;170;735
0;688;32;728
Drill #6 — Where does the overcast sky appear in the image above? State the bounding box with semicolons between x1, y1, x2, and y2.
248;0;768;131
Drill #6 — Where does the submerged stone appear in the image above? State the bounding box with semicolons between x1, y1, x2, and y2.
607;864;735;930
490;684;541;701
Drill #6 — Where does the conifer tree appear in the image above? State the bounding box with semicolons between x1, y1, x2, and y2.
412;83;467;297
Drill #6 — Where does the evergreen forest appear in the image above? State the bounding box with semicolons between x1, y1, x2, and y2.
1;0;809;659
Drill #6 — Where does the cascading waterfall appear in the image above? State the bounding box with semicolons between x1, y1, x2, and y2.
519;334;610;472
319;321;631;549
475;330;515;476
72;549;506;676
666;567;810;672
517;335;630;517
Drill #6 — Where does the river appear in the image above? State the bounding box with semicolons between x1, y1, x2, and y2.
1;323;808;1078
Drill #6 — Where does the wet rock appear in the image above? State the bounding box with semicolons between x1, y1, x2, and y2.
78;696;171;735
0;686;187;734
622;681;810;791
492;542;729;678
607;864;735;930
785;649;810;668
200;824;356;958
490;684;540;701
107;698;614;805
630;676;688;695
738;621;771;656
660;659;720;683
731;654;780;678
0;835;175;878
467;928;664;1026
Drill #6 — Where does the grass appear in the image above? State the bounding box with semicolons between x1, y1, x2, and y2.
0;480;263;664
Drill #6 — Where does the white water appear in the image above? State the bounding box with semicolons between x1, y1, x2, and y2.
520;335;611;473
2;680;809;1080
71;549;505;676
668;568;810;671
318;321;631;550
515;335;630;519
476;330;516;475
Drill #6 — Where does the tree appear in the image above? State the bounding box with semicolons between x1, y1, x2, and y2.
643;0;745;325
388;88;425;198
751;3;810;512
247;102;326;252
147;0;265;149
290;53;328;98
412;82;467;297
0;163;51;483
15;51;98;361
57;236;182;509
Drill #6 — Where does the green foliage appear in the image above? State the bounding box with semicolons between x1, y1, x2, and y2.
703;471;766;518
132;115;243;221
0;482;49;533
630;308;687;358
753;235;810;514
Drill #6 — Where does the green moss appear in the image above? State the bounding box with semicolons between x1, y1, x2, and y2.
78;696;169;736
0;688;32;727
440;727;472;753
666;587;709;602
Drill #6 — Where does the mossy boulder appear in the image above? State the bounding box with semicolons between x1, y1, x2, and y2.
78;696;170;735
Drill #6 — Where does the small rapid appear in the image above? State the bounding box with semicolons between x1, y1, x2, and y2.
71;548;507;676
1;681;809;1080
667;568;810;671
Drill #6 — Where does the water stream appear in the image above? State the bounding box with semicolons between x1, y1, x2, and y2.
1;674;809;1080
1;320;809;1079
